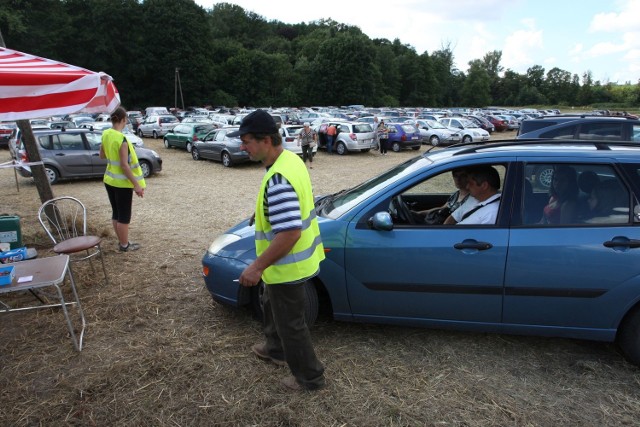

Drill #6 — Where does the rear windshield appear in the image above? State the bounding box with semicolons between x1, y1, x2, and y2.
353;124;373;133
160;116;178;124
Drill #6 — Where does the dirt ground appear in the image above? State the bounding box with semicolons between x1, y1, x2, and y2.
1;130;640;426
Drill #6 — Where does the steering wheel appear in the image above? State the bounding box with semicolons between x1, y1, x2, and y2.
392;195;416;225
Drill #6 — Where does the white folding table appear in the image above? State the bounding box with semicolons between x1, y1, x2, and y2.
0;255;86;351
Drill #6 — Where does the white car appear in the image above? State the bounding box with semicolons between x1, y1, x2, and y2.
438;118;490;143
78;122;144;147
280;125;318;156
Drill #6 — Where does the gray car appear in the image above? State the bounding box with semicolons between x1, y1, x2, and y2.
190;126;251;167
15;129;162;184
137;114;179;139
415;119;461;146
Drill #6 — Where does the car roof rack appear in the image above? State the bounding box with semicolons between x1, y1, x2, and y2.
448;139;640;156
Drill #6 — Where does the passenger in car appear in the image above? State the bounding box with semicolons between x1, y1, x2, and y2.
445;165;501;225
414;168;471;224
540;165;579;224
585;180;629;224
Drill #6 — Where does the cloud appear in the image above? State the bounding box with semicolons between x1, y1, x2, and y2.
501;20;543;72
589;0;640;32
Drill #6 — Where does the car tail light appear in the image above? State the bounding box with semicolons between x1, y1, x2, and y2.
285;137;295;142
192;135;198;141
401;134;407;141
349;133;357;140
20;150;29;162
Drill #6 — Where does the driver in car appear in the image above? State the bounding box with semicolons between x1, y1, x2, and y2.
444;165;501;225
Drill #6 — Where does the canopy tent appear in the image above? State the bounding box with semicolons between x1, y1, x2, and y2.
0;47;120;121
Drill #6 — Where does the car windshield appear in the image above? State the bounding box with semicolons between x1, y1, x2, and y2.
461;119;479;128
319;155;433;218
427;120;446;129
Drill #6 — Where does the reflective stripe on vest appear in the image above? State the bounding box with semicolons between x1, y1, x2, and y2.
254;150;324;284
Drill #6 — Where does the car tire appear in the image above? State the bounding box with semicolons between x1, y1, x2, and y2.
191;147;200;160
462;135;473;144
45;166;59;184
139;160;151;178
429;135;440;146
336;142;347;155
163;138;170;149
152;131;158;139
392;142;401;152
137;129;144;137
251;281;319;327
221;151;232;167
186;141;193;153
618;306;640;365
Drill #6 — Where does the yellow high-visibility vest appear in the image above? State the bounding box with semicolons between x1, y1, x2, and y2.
254;150;324;284
102;128;146;189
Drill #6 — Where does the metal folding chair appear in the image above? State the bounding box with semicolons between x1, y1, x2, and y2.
38;196;108;286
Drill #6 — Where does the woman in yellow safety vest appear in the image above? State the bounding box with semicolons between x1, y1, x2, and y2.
99;106;146;252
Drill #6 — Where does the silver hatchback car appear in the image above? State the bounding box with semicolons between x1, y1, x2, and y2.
137;114;179;139
317;121;376;155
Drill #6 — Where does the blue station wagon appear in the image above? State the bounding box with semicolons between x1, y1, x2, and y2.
201;139;640;365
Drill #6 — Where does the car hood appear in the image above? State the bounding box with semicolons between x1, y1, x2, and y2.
213;218;257;259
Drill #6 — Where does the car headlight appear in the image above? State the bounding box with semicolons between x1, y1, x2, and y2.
208;233;241;255
150;150;160;158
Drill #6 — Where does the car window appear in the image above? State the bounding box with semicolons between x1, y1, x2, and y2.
353;124;373;133
540;124;577;139
633;125;640;142
85;132;102;150
392;164;507;227
55;133;85;150
578;123;623;141
522;163;631;225
37;135;52;149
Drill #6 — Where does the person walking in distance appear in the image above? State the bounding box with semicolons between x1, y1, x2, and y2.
378;119;389;155
231;109;326;391
99;106;145;252
296;122;317;169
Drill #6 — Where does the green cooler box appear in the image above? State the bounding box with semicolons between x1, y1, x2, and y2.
0;215;23;250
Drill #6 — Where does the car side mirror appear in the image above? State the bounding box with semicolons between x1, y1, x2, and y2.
369;212;394;231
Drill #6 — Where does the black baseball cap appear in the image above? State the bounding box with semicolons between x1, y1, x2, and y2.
227;109;278;137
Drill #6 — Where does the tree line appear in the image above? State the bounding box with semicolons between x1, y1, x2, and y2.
2;0;639;110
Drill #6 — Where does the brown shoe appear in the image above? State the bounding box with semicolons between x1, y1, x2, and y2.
251;343;286;367
281;375;303;391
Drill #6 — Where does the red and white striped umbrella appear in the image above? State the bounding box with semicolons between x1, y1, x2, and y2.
0;47;120;121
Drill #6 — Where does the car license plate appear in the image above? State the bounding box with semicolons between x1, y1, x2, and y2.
411;136;419;140
362;139;371;144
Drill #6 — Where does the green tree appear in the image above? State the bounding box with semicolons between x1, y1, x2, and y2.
461;60;491;107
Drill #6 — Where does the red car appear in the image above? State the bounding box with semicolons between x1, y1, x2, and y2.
486;115;509;132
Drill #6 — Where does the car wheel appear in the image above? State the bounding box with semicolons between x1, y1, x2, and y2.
429;135;440;146
221;151;232;167
191;147;200;160
137;129;144;137
186;141;193;153
152;131;158;139
618;306;640;366
392;142;401;152
336;142;347;155
163;138;170;149
251;281;319;327
44;166;59;184
462;135;473;144
535;166;554;188
139;160;151;178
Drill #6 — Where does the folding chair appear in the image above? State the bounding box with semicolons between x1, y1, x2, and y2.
38;196;108;286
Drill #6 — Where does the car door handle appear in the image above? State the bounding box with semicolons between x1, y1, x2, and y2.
454;240;493;250
92;153;99;156
55;153;65;156
603;239;640;249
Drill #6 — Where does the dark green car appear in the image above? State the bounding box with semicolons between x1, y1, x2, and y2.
163;123;216;153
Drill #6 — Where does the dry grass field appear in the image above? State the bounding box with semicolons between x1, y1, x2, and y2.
1;130;640;426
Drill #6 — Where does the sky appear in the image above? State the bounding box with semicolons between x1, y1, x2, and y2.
194;0;640;85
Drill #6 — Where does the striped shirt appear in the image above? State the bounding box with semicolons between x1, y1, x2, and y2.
264;173;302;234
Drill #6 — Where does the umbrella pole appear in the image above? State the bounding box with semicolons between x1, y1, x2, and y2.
16;120;55;203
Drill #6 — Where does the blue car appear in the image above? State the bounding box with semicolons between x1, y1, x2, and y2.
201;139;640;365
385;122;422;152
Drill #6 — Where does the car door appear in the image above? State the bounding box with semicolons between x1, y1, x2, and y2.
197;130;218;159
47;132;94;177
504;159;640;333
343;162;511;324
84;131;108;174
